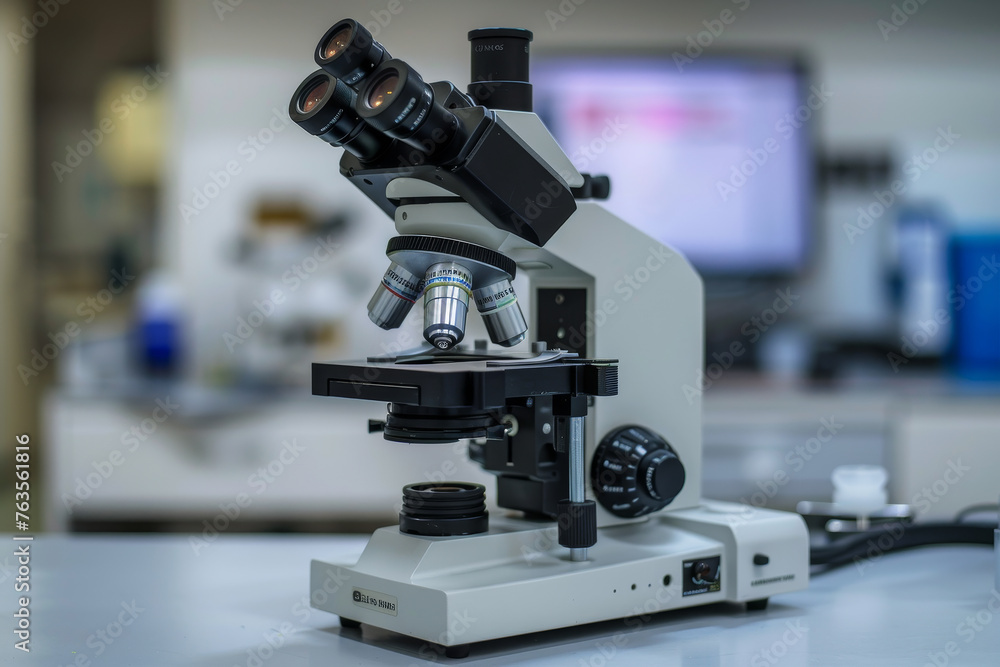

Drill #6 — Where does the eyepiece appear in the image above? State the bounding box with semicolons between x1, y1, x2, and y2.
315;19;390;88
356;59;465;159
288;69;392;162
467;27;533;111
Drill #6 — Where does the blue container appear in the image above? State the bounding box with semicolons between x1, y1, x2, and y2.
949;232;1000;380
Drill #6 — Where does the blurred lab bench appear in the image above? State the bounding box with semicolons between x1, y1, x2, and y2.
43;377;1000;531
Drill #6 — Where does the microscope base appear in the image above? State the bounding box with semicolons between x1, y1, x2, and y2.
310;500;809;648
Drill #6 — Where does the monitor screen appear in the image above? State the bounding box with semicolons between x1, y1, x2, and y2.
532;53;812;275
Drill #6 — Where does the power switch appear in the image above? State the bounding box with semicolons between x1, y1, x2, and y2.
753;554;769;566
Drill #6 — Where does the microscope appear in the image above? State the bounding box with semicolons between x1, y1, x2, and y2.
288;19;809;658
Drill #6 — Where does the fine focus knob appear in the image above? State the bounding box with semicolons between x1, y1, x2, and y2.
591;426;685;518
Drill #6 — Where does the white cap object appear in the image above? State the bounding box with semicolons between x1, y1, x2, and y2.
832;465;888;517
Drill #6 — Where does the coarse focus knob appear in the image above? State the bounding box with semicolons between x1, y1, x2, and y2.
591;425;685;518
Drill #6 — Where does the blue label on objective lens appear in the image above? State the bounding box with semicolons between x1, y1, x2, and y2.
424;268;473;292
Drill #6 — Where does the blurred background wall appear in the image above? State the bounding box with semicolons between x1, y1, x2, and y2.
164;0;1000;377
1;0;998;533
1;0;32;478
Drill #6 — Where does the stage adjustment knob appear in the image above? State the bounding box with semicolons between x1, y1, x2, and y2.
591;426;685;518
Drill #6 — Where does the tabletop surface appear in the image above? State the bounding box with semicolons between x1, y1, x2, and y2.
3;533;997;666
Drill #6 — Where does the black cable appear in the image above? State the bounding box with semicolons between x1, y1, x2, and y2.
811;522;995;573
955;503;999;523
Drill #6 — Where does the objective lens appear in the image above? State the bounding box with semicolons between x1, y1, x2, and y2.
288;69;392;162
366;71;399;109
314;19;390;88
355;59;465;159
473;279;527;347
367;262;423;330
298;78;330;113
322;26;353;60
422;262;473;350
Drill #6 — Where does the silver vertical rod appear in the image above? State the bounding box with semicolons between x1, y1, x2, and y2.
568;415;587;562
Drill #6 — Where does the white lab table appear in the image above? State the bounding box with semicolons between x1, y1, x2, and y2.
4;534;998;666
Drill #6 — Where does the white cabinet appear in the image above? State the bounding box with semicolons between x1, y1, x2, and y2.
43;385;1000;530
43;390;495;531
889;398;1000;520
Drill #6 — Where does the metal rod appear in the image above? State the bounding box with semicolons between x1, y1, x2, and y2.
569;415;587;562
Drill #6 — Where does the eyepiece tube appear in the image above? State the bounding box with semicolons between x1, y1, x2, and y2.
467;27;533;111
368;262;423;330
473;279;527;347
315;19;391;88
288;70;392;162
356;59;466;160
422;262;472;350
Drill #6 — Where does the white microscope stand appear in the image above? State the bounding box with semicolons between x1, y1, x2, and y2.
310;113;810;651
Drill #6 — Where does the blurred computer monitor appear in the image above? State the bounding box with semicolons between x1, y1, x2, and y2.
533;52;813;276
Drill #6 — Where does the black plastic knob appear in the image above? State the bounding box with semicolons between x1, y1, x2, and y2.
591;426;685;518
556;499;597;549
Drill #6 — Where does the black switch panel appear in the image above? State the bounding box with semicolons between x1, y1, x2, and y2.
536;288;587;356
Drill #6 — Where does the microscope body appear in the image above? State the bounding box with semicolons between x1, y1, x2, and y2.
292;19;809;654
309;117;808;649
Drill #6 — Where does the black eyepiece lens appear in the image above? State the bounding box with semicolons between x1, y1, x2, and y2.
366;71;399;109
315;19;390;89
322;25;353;61
289;69;392;163
299;77;330;113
